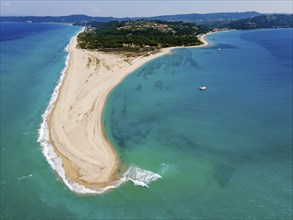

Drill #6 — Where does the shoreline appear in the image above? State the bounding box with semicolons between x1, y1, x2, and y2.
41;30;212;194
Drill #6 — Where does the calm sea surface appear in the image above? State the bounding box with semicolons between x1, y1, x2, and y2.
1;23;292;219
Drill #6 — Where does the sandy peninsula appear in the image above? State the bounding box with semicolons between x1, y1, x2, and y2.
48;32;210;191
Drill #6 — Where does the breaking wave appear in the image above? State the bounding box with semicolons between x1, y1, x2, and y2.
123;166;162;187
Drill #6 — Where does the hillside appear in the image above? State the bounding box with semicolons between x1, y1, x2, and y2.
77;20;208;52
148;11;261;23
222;14;293;29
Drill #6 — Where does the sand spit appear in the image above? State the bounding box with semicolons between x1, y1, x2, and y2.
40;31;211;194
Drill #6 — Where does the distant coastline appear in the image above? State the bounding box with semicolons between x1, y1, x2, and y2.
41;29;212;194
1;12;292;30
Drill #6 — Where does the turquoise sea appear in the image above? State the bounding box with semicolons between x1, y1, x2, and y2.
1;23;292;219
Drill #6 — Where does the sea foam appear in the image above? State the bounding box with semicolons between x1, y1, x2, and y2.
37;31;161;194
124;167;162;187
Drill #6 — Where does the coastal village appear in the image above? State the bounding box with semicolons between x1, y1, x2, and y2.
117;20;177;33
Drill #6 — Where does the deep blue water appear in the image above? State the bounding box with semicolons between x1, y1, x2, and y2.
1;22;292;219
0;22;66;42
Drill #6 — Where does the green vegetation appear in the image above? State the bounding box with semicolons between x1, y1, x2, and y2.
86;57;92;68
77;20;208;52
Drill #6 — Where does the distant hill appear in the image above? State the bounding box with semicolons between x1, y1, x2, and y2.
0;14;116;24
221;14;293;29
0;12;262;25
148;11;261;23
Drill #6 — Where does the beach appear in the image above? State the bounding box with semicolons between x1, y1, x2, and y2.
47;31;210;192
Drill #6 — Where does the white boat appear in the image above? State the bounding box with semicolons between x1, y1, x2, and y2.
199;85;206;91
217;48;222;51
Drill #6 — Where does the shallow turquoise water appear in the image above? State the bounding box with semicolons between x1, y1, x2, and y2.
1;23;82;219
103;29;293;219
1;23;292;219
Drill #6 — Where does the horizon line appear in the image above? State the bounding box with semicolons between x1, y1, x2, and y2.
1;11;292;18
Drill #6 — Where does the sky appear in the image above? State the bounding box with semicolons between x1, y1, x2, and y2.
1;0;292;17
